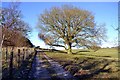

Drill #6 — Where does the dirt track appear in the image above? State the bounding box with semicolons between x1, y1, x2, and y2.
28;52;75;80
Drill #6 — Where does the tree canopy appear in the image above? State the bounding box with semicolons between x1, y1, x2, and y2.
38;5;106;54
1;3;32;47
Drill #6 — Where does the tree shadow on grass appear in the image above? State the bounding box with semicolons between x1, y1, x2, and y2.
74;59;117;79
73;52;111;58
39;49;67;54
62;57;118;79
73;50;90;54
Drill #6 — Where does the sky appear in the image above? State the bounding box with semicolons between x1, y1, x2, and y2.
2;2;118;48
2;0;120;2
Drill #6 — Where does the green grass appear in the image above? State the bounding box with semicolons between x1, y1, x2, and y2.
74;48;118;59
94;48;118;58
45;48;119;79
46;48;118;61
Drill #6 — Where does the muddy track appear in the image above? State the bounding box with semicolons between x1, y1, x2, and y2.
28;51;75;80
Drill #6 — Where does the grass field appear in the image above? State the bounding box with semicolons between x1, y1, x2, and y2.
45;48;119;79
73;48;118;59
46;48;118;61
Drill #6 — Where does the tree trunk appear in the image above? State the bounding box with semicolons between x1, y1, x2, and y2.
67;43;72;54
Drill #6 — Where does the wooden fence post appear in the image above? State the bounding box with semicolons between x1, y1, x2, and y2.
5;47;8;62
18;49;20;67
9;49;13;79
24;49;26;60
34;48;37;56
23;49;25;60
26;49;28;59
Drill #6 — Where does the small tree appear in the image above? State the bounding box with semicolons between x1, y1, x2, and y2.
37;5;106;54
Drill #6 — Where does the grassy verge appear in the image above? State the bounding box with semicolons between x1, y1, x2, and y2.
45;48;119;79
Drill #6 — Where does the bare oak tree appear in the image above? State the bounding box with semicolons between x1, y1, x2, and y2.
37;5;106;54
1;3;31;47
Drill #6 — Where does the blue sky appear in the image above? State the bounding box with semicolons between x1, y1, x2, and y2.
3;2;118;48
